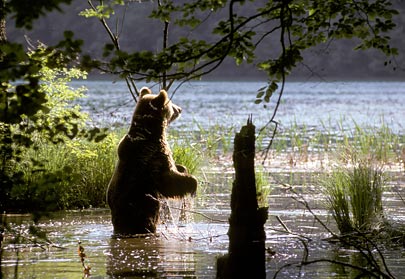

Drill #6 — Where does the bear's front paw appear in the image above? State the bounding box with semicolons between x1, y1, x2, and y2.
189;176;198;196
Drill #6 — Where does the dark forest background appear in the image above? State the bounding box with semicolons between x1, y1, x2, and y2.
7;0;405;81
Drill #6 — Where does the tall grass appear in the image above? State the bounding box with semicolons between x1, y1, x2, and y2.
255;166;271;208
64;134;119;208
12;129;203;211
9;117;402;211
324;170;353;234
191;121;235;157
17;133;120;209
339;121;402;164
260;118;402;165
323;163;385;234
171;140;202;176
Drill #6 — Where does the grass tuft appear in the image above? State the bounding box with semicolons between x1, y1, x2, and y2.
255;166;272;208
171;140;202;176
323;162;385;234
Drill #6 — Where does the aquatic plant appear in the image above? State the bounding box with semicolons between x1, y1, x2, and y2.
191;121;235;157
286;185;396;279
323;170;353;234
255;166;272;208
323;162;385;234
171;139;202;176
6;114;402;212
10;128;204;211
339;120;402;164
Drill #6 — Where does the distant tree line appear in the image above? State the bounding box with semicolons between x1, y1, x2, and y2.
6;0;404;81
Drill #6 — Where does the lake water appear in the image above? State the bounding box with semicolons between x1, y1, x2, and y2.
1;80;405;278
76;80;405;133
2;179;405;278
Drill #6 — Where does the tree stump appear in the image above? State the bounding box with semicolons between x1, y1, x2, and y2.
216;117;268;279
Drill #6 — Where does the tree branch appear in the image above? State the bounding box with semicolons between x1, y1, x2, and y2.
260;2;290;162
88;0;139;101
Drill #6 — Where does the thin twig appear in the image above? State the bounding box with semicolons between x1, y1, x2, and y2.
284;185;395;279
158;0;170;90
259;2;289;163
268;226;312;242
273;258;392;279
87;0;138;101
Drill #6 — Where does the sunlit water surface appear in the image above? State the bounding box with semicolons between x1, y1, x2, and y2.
2;178;405;278
75;80;405;133
2;81;405;278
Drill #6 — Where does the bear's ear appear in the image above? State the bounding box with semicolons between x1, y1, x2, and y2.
151;89;169;109
140;87;152;97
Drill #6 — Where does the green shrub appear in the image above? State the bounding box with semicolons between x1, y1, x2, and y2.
0;52;92;213
63;133;119;208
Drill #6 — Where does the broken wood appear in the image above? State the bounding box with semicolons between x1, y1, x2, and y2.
216;116;268;279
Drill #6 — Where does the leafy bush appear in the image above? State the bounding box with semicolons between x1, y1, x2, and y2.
0;48;108;213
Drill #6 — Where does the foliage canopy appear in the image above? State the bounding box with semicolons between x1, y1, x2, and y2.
80;0;398;101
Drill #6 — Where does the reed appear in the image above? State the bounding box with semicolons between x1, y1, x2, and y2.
190;121;235;157
349;164;384;230
255;166;271;208
339;120;401;164
323;170;353;234
172;117;402;164
171;139;202;176
323;162;385;234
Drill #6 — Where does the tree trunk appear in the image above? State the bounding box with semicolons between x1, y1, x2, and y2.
0;0;6;43
216;117;268;279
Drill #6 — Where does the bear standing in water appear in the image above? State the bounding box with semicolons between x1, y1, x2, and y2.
107;87;197;236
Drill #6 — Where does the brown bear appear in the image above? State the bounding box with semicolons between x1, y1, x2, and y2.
107;87;197;236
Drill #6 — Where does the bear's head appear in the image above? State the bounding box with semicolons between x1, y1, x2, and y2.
133;87;182;124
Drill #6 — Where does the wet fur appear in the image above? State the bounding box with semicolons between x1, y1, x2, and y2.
107;87;197;235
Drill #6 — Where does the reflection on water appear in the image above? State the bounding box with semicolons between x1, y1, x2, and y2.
1;211;228;279
107;234;214;278
2;172;405;278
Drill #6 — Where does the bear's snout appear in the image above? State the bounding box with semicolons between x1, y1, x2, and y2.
170;103;182;122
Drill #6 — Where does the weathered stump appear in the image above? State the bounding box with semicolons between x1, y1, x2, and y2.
216;117;268;279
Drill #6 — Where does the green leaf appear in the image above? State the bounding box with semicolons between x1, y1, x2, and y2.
256;91;265;98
